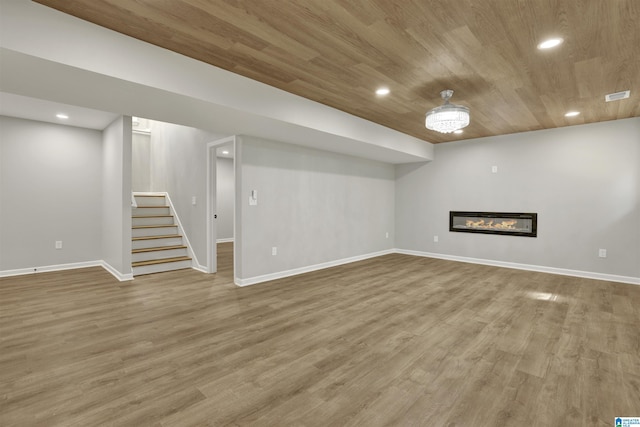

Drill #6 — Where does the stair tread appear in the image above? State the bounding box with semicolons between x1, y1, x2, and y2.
132;224;177;229
132;215;173;218
134;195;166;197
132;234;181;241
132;256;191;267
133;206;170;208
132;245;187;254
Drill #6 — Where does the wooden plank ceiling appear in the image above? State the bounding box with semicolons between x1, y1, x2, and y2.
34;0;640;143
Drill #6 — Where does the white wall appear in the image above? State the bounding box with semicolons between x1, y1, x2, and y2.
148;121;224;265
216;157;234;240
0;116;103;271
102;116;132;278
396;118;640;280
236;136;395;281
131;132;151;192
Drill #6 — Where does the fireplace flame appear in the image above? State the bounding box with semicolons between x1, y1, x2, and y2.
465;219;518;230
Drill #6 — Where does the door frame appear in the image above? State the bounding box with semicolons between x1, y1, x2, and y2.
206;136;236;274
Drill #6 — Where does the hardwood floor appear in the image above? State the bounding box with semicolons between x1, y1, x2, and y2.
1;244;639;426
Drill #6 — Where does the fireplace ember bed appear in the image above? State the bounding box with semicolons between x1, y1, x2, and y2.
449;211;537;237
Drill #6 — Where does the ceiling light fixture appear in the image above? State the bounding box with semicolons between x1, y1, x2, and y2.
454;129;464;134
564;111;580;117
425;90;470;133
222;150;229;155
375;87;390;96
56;113;69;119
537;38;563;50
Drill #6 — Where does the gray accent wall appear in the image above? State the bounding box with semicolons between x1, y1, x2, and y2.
396;118;640;279
102;116;132;276
0;116;103;270
236;135;395;280
216;157;234;240
148;121;224;265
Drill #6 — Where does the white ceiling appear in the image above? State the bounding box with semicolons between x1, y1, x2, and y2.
0;90;234;159
0;91;118;130
216;145;233;159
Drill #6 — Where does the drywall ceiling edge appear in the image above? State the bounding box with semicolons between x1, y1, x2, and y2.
0;48;428;164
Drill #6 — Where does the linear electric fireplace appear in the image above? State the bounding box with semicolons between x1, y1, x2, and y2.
449;211;537;237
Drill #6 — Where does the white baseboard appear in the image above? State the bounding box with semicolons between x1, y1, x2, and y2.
234;249;395;287
216;238;234;243
0;260;134;282
4;249;635;288
101;261;134;281
395;249;640;286
192;264;208;273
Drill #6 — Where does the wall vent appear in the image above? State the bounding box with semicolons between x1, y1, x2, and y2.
605;90;630;102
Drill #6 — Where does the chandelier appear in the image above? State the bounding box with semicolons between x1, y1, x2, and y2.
425;90;470;133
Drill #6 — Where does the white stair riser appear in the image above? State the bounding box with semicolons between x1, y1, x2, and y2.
132;226;178;238
132;237;183;250
134;196;167;207
132;216;174;226
132;248;188;263
133;207;170;216
133;260;192;276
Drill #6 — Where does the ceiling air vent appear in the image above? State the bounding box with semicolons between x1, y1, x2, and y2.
605;90;630;102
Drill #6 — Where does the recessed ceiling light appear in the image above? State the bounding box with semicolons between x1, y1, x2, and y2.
222;150;229;155
454;129;464;134
375;87;390;96
564;111;580;117
537;38;563;50
56;113;69;119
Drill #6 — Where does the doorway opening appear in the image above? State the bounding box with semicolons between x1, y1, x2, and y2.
206;136;236;276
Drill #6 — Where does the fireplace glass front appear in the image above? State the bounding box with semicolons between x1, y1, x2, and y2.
449;211;537;237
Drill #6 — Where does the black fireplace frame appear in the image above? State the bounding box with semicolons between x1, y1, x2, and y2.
449;211;538;237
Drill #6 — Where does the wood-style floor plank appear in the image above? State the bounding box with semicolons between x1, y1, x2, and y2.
1;243;639;426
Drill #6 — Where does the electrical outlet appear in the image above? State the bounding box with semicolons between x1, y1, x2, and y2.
385;232;389;238
598;249;607;258
192;196;197;205
272;246;277;256
434;236;439;243
491;165;498;173
55;241;62;249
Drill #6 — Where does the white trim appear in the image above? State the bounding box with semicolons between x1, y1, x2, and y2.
0;260;134;282
395;249;640;286
216;238;234;243
132;192;166;196
192;264;208;273
234;249;395;287
165;192;201;268
2;249;636;287
0;260;103;277
100;261;134;281
207;136;236;275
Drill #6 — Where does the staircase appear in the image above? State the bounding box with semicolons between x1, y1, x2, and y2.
131;194;192;276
